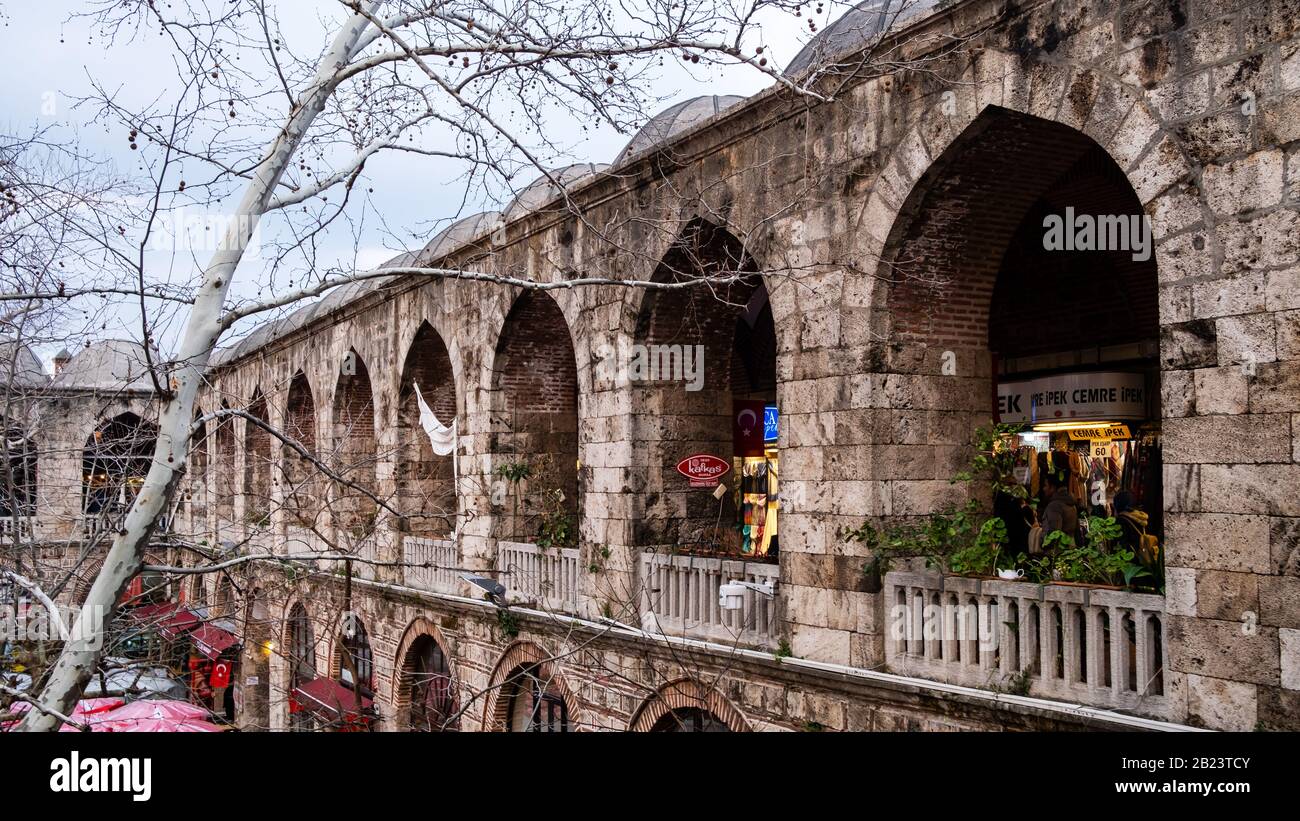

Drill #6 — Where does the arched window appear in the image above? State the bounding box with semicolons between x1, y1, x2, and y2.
503;664;569;732
82;412;157;535
287;603;316;732
186;409;209;524
337;616;373;693
402;634;456;731
1;424;36;536
650;707;732;732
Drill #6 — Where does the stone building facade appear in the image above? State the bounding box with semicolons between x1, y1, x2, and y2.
6;0;1300;731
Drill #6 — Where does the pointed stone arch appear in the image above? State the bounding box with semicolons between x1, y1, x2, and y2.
628;678;750;732
480;640;582;732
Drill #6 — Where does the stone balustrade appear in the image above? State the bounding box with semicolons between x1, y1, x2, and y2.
497;541;580;613
639;551;780;650
403;536;461;595
883;570;1180;721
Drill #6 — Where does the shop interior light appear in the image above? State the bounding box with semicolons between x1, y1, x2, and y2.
1030;420;1117;432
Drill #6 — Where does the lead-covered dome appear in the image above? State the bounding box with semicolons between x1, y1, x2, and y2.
785;0;941;77
418;210;503;264
503;163;609;221
52;340;160;391
615;95;745;164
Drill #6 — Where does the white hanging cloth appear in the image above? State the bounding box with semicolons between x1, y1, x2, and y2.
413;381;456;456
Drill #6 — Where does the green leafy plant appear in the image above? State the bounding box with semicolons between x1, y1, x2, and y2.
495;608;520;640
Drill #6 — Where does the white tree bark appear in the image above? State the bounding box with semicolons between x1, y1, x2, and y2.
17;1;384;732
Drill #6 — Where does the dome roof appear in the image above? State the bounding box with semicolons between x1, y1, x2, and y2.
615;95;745;163
503;163;609;221
785;0;941;76
52;340;160;391
0;339;47;388
417;210;503;264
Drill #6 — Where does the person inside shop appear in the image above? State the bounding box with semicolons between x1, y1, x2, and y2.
1039;468;1080;545
1114;491;1158;566
994;486;1036;555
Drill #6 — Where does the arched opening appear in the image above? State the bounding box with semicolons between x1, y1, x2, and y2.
214;402;236;526
331;350;378;540
884;106;1163;585
283;371;320;529
287;603;316;732
1;422;36;540
650;707;732;732
243;389;272;528
633;219;778;558
397;322;458;539
335;616;373;694
82;412;157;537
500;663;570;732
398;633;458;731
489;292;579;545
628;678;749;732
186;410;208;529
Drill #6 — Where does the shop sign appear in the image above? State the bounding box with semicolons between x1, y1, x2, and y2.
676;454;730;488
1067;424;1132;441
764;405;779;443
997;372;1146;424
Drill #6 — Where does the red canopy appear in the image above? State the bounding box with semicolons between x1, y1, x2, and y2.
157;608;200;641
126;602;178;625
291;678;374;724
191;624;240;660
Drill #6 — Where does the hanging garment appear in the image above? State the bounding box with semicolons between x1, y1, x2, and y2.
413;382;456;456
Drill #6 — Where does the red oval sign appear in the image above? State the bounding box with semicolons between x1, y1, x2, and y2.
676;454;730;487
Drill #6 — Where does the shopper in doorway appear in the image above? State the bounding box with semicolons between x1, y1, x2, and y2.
1040;469;1080;546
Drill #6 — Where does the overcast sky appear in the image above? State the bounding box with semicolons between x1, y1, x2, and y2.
1;1;851;363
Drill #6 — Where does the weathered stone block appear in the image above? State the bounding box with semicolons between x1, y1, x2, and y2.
1248;361;1300;413
1187;673;1258;731
1160;319;1218;369
1163;414;1291;463
1283;628;1300;690
1203;150;1285;216
1215;313;1277;365
1165;512;1272;572
1259;576;1300;629
1192;272;1267;318
1192;366;1247;414
1194;570;1260;620
1169;615;1279;686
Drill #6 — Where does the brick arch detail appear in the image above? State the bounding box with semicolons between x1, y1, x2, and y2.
627;678;750;732
389;616;456;727
480;640;583;732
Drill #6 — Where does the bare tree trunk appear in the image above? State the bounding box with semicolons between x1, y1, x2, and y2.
17;2;383;731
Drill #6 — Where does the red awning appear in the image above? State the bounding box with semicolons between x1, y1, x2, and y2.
126;602;178;625
291;678;374;724
157;608;200;641
191;624;240;660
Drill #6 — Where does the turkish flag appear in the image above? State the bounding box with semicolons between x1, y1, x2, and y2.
210;660;232;689
733;399;767;457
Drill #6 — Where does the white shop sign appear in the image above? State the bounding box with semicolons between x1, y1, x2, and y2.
996;371;1146;424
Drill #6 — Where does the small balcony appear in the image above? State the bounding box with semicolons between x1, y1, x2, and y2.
883;570;1179;721
497;540;580;613
639;551;780;650
403;536;461;596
